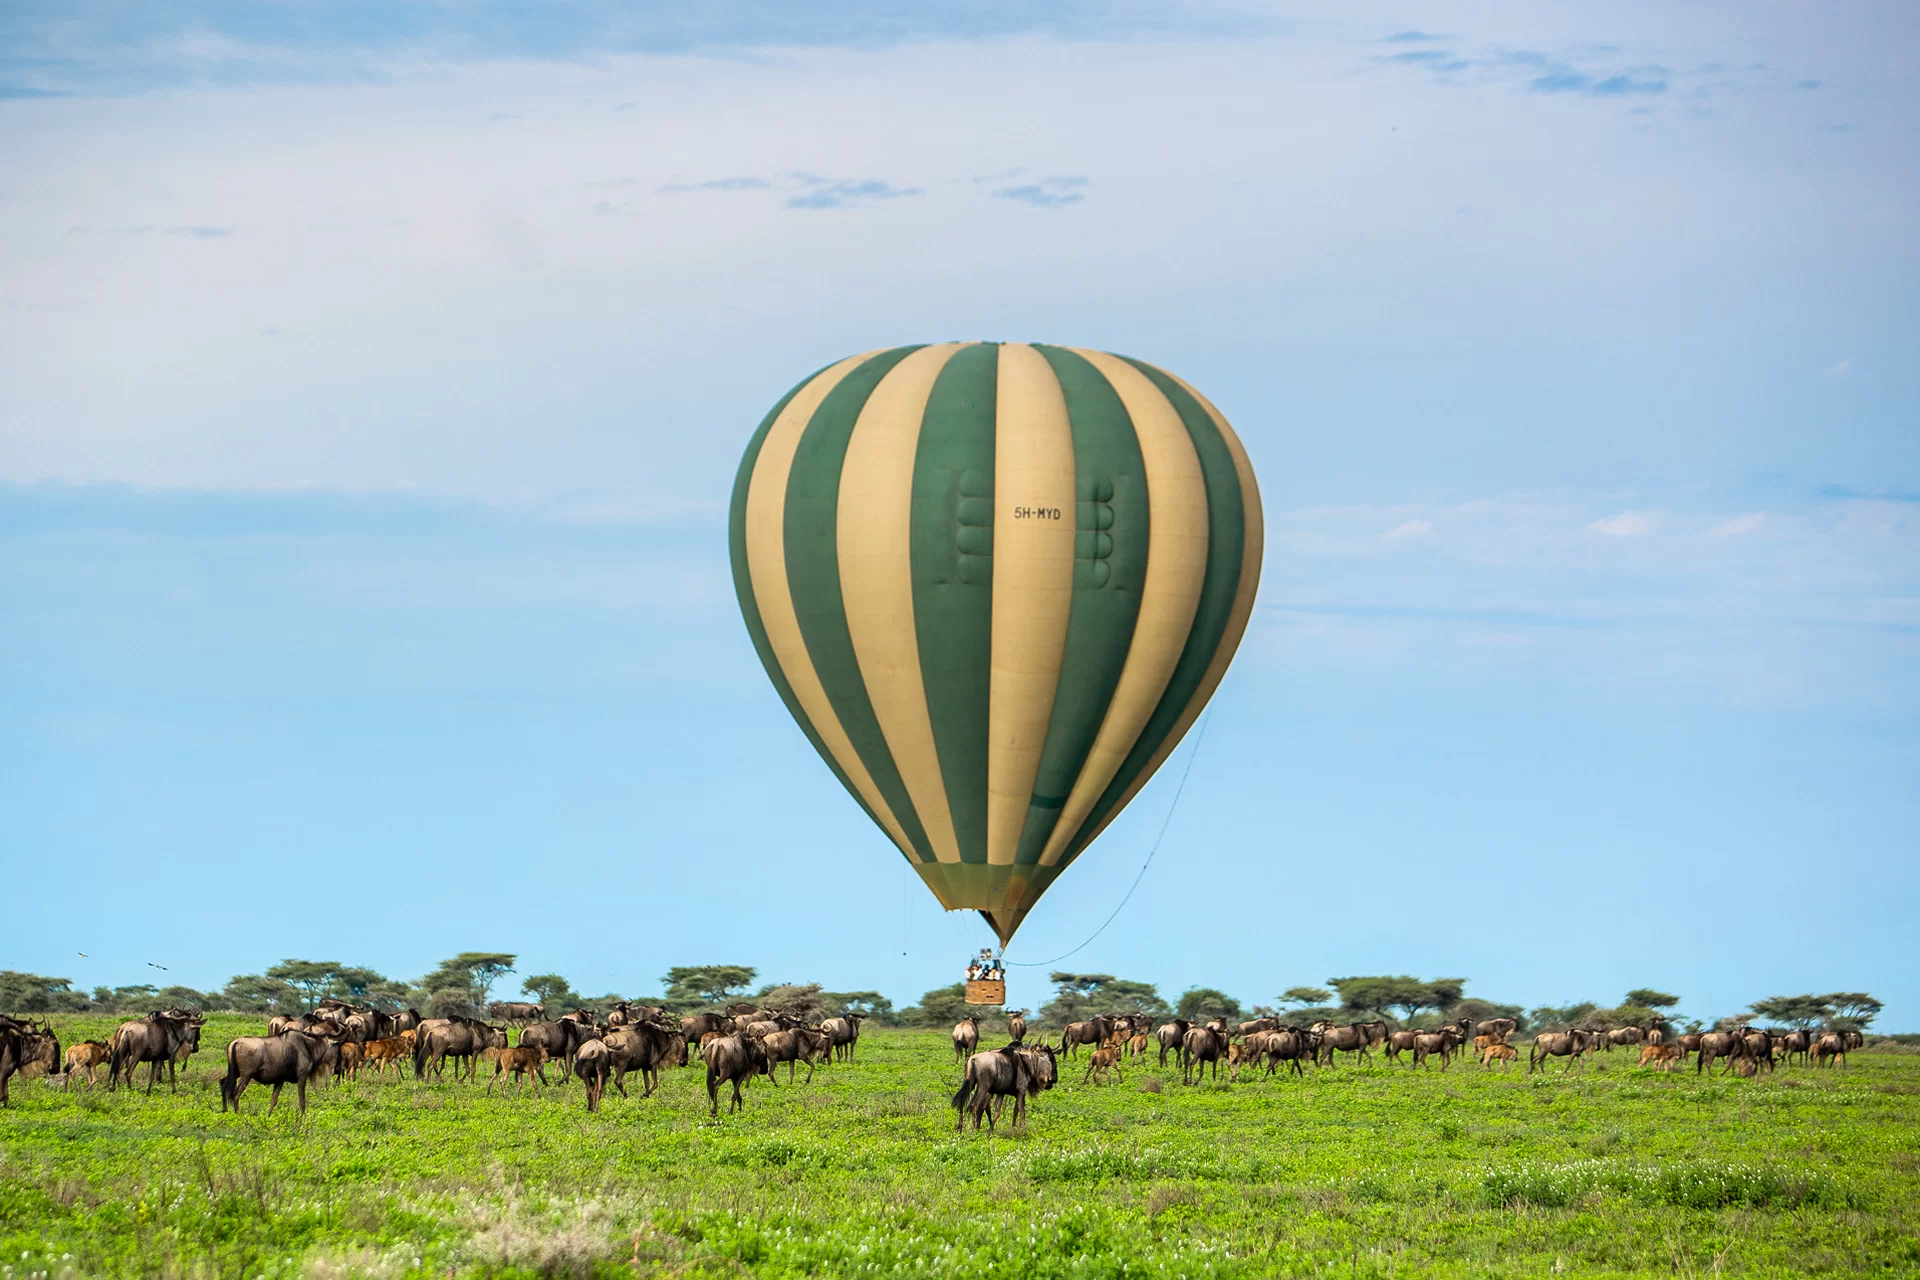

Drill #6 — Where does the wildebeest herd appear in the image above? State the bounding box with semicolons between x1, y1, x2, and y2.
0;1003;1874;1131
0;998;870;1119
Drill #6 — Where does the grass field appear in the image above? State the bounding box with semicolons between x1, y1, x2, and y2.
2;1017;1916;1278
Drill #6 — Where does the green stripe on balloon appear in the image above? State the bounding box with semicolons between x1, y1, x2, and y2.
1061;359;1248;866
727;366;894;844
909;342;998;865
1012;345;1150;866
782;345;937;864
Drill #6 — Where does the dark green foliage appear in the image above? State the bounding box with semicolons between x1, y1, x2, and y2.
1446;998;1527;1033
518;973;580;1008
0;972;90;1013
661;965;758;1009
1175;987;1242;1022
1824;992;1883;1030
820;991;894;1021
1330;975;1461;1022
1530;1001;1600;1032
218;974;299;1014
1038;972;1169;1025
755;983;827;1021
1625;988;1680;1009
906;983;971;1027
416;954;516;1012
1280;986;1331;1008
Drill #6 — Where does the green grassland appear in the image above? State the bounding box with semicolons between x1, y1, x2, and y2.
2;1017;1916;1278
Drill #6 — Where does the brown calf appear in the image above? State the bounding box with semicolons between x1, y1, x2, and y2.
1480;1043;1518;1068
486;1045;549;1093
64;1041;109;1087
1082;1045;1123;1086
1638;1043;1681;1071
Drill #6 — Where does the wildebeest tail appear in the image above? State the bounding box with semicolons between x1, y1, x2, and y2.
412;1031;429;1078
219;1042;239;1108
951;1076;975;1113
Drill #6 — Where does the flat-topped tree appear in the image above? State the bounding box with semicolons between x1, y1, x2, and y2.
418;953;516;1013
1625;989;1680;1009
662;965;757;1009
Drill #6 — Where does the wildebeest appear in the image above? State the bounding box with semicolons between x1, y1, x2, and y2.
1385;1029;1421;1064
702;1033;769;1116
1473;1017;1518;1042
1083;1044;1123;1086
10;1021;62;1080
603;1022;684;1097
1606;1027;1645;1050
1777;1029;1811;1065
488;1001;546;1025
952;1015;980;1062
575;1038;611;1111
519;1018;598;1082
1181;1024;1230;1084
819;1012;865;1063
1413;1028;1461;1070
1313;1022;1381;1067
0;1015;34;1107
221;1031;330;1115
413;1017;505;1082
1006;1010;1028;1044
1256;1027;1315;1077
485;1045;548;1093
64;1040;110;1087
1812;1032;1848;1068
390;1008;422;1034
1742;1029;1775;1073
1060;1016;1114;1059
1638;1043;1681;1071
1155;1020;1191;1068
1695;1031;1744;1075
761;1026;832;1085
680;1011;733;1051
1530;1030;1591;1073
1481;1043;1519;1068
109;1011;198;1094
361;1035;411;1077
953;1045;1036;1132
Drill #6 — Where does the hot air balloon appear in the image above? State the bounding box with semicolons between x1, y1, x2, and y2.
727;343;1262;949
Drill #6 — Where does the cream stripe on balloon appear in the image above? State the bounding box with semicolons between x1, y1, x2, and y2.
838;343;967;865
1038;349;1210;867
1068;371;1262;857
985;343;1078;866
744;352;918;860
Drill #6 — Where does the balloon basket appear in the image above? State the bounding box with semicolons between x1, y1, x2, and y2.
965;979;1007;1007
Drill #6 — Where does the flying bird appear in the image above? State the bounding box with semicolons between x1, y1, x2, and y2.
148;962;168;971
77;952;87;958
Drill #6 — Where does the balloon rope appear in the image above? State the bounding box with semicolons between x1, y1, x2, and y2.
1005;705;1216;968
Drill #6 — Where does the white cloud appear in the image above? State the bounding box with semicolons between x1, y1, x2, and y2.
1384;519;1433;539
1586;510;1658;537
1827;360;1852;377
1711;512;1766;538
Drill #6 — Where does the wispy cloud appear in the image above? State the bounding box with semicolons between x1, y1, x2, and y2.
991;175;1088;209
1384;519;1433;540
1586;510;1657;537
657;176;772;194
1531;69;1667;96
1383;31;1440;43
1711;513;1766;538
784;175;923;210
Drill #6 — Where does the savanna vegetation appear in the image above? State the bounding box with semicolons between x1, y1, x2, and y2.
2;1011;1916;1278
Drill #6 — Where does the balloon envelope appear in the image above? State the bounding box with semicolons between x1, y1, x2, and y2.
728;343;1262;944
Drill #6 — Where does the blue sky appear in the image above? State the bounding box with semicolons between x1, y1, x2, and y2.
2;2;1915;1027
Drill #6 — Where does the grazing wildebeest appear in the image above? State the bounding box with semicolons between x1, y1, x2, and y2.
1060;1016;1114;1059
1742;1029;1775;1073
489;1002;546;1025
413;1018;505;1082
109;1012;196;1094
221;1031;330;1115
1181;1025;1230;1084
64;1040;110;1087
575;1039;611;1111
603;1022;685;1097
1313;1022;1379;1067
1155;1020;1192;1068
1777;1029;1811;1065
1530;1030;1591;1073
1695;1031;1745;1075
11;1021;62;1080
761;1026;833;1085
703;1033;768;1116
952;1015;980;1062
953;1045;1035;1132
1083;1044;1123;1085
1007;1010;1028;1045
1812;1032;1848;1068
485;1046;548;1093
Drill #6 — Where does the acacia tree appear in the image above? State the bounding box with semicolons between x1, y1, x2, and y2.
520;973;581;1008
1750;994;1832;1029
266;959;344;1011
1625;988;1680;1009
661;965;757;1009
1280;986;1332;1009
1823;992;1883;1031
417;953;517;1012
1176;988;1243;1022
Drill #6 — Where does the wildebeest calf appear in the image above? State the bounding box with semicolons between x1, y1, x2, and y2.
1083;1044;1123;1086
486;1045;549;1093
